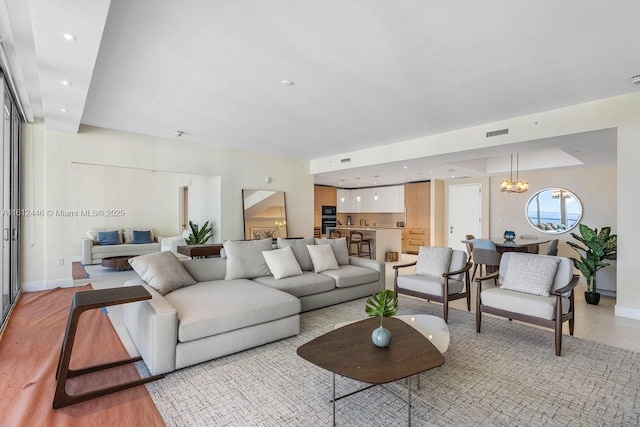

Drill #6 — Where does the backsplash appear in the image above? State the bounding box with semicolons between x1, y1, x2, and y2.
336;213;405;227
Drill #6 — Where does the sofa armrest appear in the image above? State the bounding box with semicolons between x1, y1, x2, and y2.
154;235;165;243
123;281;178;375
349;257;385;291
81;238;94;265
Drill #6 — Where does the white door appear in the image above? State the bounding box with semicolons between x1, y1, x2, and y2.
448;183;482;252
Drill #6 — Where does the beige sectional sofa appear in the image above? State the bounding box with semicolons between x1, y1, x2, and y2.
81;227;162;265
123;237;384;375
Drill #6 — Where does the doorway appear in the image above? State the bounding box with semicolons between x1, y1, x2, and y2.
448;183;482;252
179;185;189;232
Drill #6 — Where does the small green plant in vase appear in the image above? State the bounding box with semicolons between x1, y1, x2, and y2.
365;290;398;347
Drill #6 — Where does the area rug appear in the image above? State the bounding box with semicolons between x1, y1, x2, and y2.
0;285;164;426
143;296;640;426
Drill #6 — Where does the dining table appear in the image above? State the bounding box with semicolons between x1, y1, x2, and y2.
462;236;553;254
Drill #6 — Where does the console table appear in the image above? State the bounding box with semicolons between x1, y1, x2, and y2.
53;286;164;409
177;244;223;258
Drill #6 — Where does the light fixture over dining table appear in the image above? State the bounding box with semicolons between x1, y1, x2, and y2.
499;153;528;194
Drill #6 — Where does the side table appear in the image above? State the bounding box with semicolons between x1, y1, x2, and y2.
53;286;164;409
177;244;223;258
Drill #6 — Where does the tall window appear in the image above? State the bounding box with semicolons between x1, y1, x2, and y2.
1;72;21;328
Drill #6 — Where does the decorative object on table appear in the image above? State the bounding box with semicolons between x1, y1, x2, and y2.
503;230;516;241
499;153;528;193
365;290;398;347
186;220;213;244
567;224;617;305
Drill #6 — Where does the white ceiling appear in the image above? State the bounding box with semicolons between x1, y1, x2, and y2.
2;1;638;184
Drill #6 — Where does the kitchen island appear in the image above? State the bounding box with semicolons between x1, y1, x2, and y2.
325;226;403;262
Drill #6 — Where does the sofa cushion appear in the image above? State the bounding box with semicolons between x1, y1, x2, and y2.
223;238;273;280
252;271;335;297
307;244;339;273
500;253;560;297
129;251;196;296
481;287;570;320
262;246;303;280
132;230;152;244
314;238;349;265
164;279;301;343
277;238;315;271
87;228;123;243
124;228;155;244
414;246;452;279
319;265;380;288
396;274;464;296
97;230;120;245
92;242;160;256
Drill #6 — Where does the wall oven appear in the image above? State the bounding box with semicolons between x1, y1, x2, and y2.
321;205;337;235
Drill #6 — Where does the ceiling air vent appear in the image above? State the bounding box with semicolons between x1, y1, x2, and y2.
341;158;351;163
486;128;509;138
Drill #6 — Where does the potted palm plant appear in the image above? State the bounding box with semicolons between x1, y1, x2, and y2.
365;290;398;347
186;220;214;245
567;224;617;305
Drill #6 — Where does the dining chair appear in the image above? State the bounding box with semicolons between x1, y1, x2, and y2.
464;234;475;262
472;247;501;279
546;239;559;256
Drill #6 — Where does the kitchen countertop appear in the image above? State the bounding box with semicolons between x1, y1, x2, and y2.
334;225;404;230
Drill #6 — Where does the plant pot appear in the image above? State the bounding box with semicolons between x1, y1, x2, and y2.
371;326;391;347
585;291;601;305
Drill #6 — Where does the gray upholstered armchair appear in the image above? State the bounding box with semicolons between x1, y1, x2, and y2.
475;252;579;356
393;246;472;323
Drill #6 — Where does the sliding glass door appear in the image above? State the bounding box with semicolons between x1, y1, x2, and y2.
1;74;20;327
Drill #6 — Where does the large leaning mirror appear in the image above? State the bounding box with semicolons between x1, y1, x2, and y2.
525;187;582;234
242;189;287;239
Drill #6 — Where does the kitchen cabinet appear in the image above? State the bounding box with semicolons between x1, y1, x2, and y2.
337;189;351;213
339;185;404;213
402;182;431;253
314;185;337;226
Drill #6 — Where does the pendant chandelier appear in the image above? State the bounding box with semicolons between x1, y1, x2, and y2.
499;153;528;194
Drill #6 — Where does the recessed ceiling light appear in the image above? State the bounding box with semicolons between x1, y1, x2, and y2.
60;108;69;113
60;32;76;41
61;80;71;86
403;166;408;170
281;80;294;86
174;131;184;137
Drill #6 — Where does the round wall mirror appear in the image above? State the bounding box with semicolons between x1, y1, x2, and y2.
525;188;582;234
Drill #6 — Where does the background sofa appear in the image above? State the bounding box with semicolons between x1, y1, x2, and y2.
123;237;384;375
81;227;162;265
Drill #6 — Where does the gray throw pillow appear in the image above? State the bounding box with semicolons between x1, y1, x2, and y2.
277;238;315;271
223;238;273;280
314;237;349;265
262;246;303;280
307;244;339;273
414;246;453;279
129;251;196;296
501;253;561;297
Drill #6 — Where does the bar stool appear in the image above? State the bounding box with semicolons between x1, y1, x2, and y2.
349;231;362;255
329;230;341;239
359;236;372;259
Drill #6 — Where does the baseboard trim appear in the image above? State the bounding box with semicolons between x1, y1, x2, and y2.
21;278;74;293
615;304;640;320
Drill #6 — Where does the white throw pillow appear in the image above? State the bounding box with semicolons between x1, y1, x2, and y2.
223;238;273;280
307;244;339;273
501;253;561;297
314;237;349;265
129;251;196;296
277;237;315;271
414;246;453;279
262;246;303;280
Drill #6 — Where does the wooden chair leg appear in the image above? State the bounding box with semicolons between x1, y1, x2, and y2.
555;297;563;356
476;285;482;333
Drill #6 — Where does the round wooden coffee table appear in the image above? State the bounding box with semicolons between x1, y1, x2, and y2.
101;256;134;271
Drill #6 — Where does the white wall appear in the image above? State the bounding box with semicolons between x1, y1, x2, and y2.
20;123;313;290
